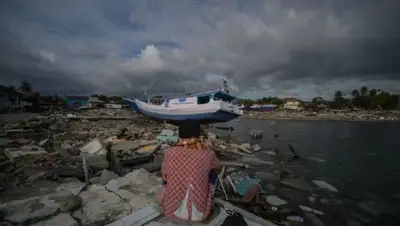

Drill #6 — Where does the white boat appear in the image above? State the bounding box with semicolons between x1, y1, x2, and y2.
123;78;243;123
123;90;243;123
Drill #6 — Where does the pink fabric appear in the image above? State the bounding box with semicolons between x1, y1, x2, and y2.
160;147;220;221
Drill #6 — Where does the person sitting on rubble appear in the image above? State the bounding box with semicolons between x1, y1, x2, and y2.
158;121;221;223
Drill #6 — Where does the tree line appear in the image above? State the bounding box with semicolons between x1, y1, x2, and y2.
239;86;399;110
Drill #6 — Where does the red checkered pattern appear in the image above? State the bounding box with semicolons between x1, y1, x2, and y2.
160;147;220;221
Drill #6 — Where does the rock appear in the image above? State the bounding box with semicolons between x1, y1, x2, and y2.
105;169;161;210
346;220;362;226
281;178;314;193
0;191;75;225
60;195;82;213
160;129;174;136
53;165;85;178
266;195;287;206
4;146;48;163
30;213;79;226
304;213;324;226
252;144;261;151
100;170;119;185
72;185;130;226
312;180;338;192
57;182;86;196
80;139;106;156
90;177;101;184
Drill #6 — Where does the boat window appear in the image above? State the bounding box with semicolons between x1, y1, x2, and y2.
214;95;221;101
197;95;210;105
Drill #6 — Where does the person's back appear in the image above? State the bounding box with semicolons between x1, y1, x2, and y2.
159;122;220;222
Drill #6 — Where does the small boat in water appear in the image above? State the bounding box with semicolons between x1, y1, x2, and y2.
123;79;243;124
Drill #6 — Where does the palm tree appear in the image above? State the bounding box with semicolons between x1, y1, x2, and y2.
351;89;359;98
19;80;32;93
360;86;369;96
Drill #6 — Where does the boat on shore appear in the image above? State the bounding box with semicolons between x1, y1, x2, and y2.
123;79;243;124
249;104;276;112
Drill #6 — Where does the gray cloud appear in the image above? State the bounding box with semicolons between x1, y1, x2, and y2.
0;0;399;100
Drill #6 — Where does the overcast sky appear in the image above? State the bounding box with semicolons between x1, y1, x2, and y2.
0;0;399;100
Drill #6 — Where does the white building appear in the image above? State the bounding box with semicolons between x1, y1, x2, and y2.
283;98;303;110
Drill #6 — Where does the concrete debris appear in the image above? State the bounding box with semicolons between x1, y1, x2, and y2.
100;169;119;185
266;195;288;206
313;180;338;192
299;205;325;215
80;139;106;155
30;213;79;226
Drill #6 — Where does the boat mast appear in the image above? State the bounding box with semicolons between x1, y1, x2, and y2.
221;77;229;93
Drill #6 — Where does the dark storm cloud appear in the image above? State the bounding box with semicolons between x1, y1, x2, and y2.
0;0;399;99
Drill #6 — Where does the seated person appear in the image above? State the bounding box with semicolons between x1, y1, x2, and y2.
159;122;220;222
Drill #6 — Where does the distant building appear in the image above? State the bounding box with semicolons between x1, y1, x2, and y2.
88;97;104;108
66;96;89;108
283;97;303;110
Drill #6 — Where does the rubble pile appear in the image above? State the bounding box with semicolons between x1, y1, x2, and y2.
0;109;398;226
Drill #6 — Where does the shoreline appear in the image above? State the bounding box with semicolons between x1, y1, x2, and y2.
240;114;400;122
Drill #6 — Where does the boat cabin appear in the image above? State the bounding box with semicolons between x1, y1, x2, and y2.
164;90;236;107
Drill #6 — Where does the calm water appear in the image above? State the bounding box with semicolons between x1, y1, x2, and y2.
212;119;400;200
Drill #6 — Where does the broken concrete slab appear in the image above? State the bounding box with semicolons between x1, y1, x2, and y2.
105;205;162;226
30;213;79;226
105;169;161;211
72;185;131;226
4;146;48;163
0;191;75;225
281;178;314;193
80;139;106;155
266;195;288;206
53;165;85;178
100;169;120;185
56;181;86;196
241;156;274;165
312;180;338;193
160;129;174;136
85;154;109;170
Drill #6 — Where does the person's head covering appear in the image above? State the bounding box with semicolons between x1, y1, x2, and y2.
178;121;201;138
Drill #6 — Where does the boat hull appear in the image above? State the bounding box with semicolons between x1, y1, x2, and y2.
126;98;241;124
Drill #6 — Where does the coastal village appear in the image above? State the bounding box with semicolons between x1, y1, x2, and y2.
0;81;399;226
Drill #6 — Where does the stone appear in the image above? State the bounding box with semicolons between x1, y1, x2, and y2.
56;182;86;196
90;177;101;184
30;213;79;226
304;213;324;226
266;195;287;206
60;195;82;213
105;205;162;226
252;144;261;151
72;185;131;226
0;191;74;225
312;180;338;192
281;178;314;193
160;129;174;136
80;139;106;155
4;146;48;163
100;169;120;185
105;169;161;210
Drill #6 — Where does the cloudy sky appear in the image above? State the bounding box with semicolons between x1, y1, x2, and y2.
0;0;399;100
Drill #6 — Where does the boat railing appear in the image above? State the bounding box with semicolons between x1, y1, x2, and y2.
216;101;243;115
